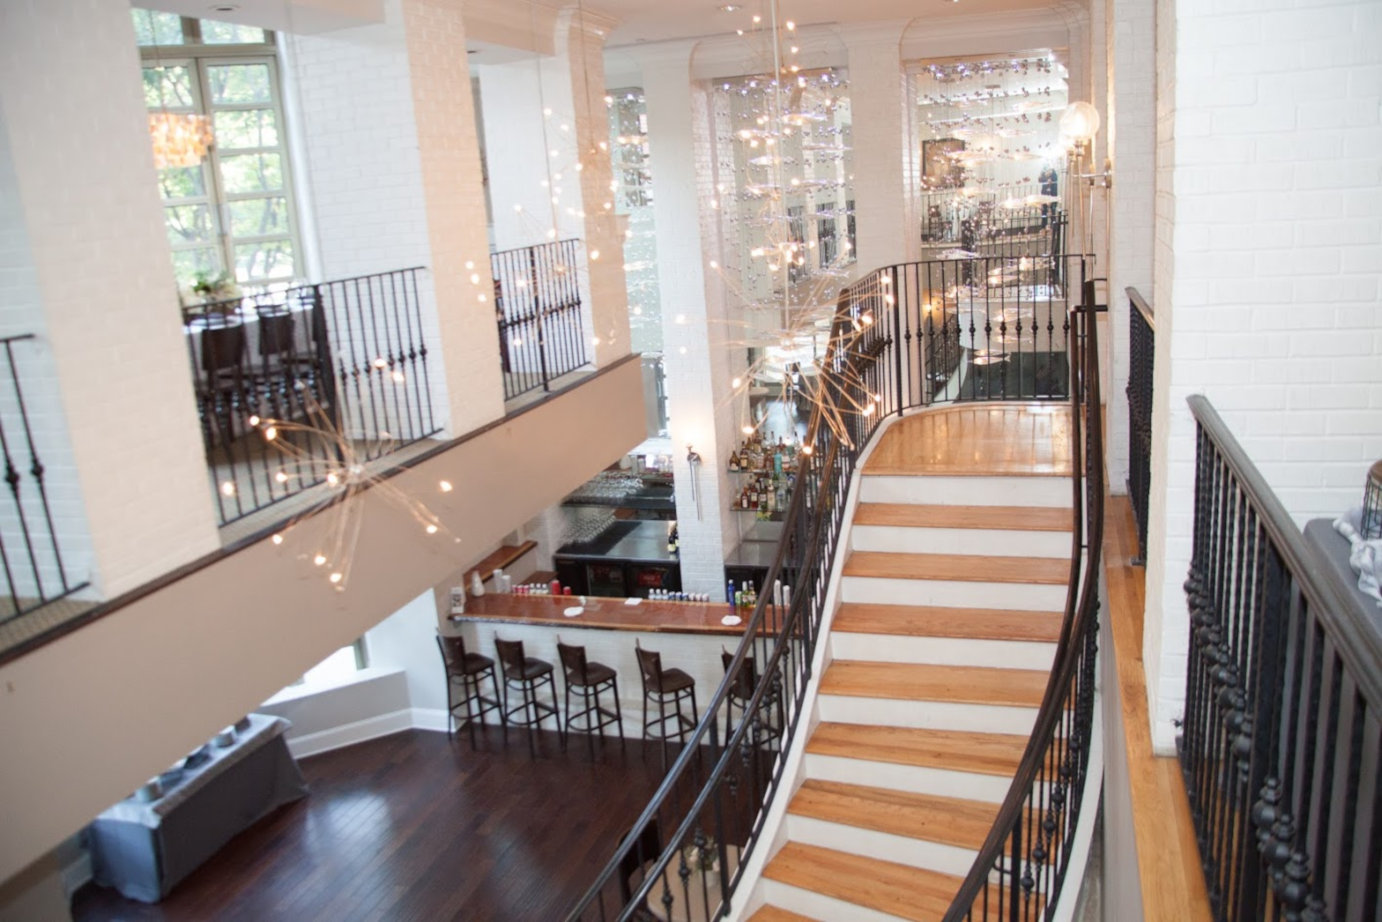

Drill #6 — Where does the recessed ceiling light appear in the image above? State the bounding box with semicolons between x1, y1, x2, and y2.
210;3;239;11
719;4;742;11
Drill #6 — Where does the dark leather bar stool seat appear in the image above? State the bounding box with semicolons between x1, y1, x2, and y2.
494;637;563;757
557;640;624;759
435;634;503;748
635;642;698;770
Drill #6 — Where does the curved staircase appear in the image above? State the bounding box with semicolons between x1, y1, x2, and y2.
748;406;1074;922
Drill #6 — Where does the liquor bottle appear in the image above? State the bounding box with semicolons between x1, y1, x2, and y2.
728;451;740;472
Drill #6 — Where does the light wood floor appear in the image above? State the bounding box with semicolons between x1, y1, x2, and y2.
864;403;1072;477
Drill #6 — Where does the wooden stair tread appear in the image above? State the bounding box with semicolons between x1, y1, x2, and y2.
833;602;1062;642
844;550;1068;584
855;502;1073;532
822;660;1048;707
748;906;820;922
763;841;965;921
807;722;1026;776
790;779;998;850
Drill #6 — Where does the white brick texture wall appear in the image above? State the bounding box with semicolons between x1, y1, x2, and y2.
0;0;220;599
401;0;507;435
1144;0;1382;753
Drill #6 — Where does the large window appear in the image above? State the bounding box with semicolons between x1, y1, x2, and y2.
134;9;301;289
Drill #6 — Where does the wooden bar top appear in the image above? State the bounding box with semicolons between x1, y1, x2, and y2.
452;591;749;636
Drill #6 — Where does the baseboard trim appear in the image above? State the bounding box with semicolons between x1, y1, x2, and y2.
286;708;415;758
410;707;451;734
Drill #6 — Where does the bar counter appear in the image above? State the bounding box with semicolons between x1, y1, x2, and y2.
446;593;754;737
454;591;748;636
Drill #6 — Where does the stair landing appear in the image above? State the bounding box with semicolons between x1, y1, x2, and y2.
863;403;1071;477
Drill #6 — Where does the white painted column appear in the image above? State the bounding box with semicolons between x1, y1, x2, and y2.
840;23;911;271
0;0;220;597
1103;0;1156;496
401;0;507;435
641;47;738;601
562;11;632;366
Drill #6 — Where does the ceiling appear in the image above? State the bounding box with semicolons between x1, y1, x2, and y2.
595;0;1070;47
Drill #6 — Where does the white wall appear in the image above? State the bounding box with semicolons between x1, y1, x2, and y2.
1144;0;1382;753
289;0;506;440
365;589;448;713
0;119;95;603
288;0;432;280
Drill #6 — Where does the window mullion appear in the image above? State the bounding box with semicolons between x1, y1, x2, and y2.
194;57;235;278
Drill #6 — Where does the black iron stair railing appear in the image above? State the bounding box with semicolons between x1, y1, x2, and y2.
1127;286;1154;564
565;253;1096;922
1181;396;1382;922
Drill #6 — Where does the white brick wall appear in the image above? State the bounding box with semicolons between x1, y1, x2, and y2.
0;0;220;599
1144;0;1382;754
0;119;96;602
1105;0;1157;495
287;1;455;437
292;0;504;438
401;0;507;435
287;5;433;280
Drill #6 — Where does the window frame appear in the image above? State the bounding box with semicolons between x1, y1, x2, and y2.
137;13;303;289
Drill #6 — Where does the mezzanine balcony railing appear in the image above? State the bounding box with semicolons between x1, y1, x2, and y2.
491;238;590;402
183;267;440;526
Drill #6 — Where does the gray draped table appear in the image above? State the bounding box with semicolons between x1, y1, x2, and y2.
86;714;306;902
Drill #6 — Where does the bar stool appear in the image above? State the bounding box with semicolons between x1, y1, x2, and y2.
557;640;624;759
494;637;563;757
435;634;503;748
635;641;698;770
721;648;784;745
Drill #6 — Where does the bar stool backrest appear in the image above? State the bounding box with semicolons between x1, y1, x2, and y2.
721;650;757;700
635;644;664;694
557;642;589;685
437;635;465;673
494;638;526;678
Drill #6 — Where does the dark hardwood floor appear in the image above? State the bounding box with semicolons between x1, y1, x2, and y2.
72;727;670;921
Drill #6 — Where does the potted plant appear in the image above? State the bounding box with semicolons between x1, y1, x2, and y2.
185;271;243;318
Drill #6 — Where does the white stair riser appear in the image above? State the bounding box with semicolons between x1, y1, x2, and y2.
760;879;911;922
786;814;980;878
860;475;1071;508
851;523;1071;558
830;632;1056;670
817;694;1037;735
841;575;1068;610
804;752;1013;803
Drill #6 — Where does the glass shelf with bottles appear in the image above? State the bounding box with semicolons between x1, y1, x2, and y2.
728;430;801;477
730;472;793;520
